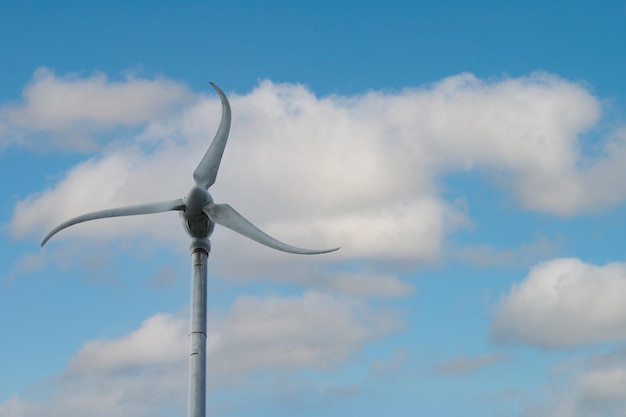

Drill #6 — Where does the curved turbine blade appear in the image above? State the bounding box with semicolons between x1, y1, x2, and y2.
41;199;186;247
193;82;232;189
204;203;339;255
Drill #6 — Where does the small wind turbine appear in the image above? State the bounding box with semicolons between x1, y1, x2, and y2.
41;83;339;417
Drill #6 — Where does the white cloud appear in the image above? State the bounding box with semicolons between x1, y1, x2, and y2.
0;67;192;149
491;258;626;348
0;291;401;417
67;313;187;374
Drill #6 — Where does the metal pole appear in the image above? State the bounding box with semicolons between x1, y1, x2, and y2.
188;238;210;417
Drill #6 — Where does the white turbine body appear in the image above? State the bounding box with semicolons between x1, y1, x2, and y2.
41;83;339;417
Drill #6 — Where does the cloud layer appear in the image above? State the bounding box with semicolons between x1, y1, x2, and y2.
6;68;626;416
7;69;625;276
0;291;400;417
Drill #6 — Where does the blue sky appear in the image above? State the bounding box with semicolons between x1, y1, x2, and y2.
2;1;626;416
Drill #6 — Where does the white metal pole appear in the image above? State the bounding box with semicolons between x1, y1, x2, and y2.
188;238;209;417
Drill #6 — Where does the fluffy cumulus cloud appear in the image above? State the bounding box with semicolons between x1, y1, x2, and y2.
0;291;400;417
491;258;626;348
67;313;187;374
0;67;193;149
9;69;626;273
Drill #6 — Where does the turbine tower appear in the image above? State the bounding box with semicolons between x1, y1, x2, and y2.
41;83;339;417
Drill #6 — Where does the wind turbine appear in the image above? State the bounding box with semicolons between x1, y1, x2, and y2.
41;83;339;417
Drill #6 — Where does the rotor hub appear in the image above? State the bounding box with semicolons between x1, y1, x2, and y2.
180;186;215;238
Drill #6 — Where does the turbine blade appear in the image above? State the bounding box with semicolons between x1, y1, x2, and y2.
203;203;339;255
193;82;232;189
41;199;186;247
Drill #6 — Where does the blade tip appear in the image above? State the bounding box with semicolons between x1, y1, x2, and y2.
302;246;340;255
208;82;227;99
41;231;54;247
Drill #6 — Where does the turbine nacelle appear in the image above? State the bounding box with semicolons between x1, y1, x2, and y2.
184;186;214;213
180;186;215;238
